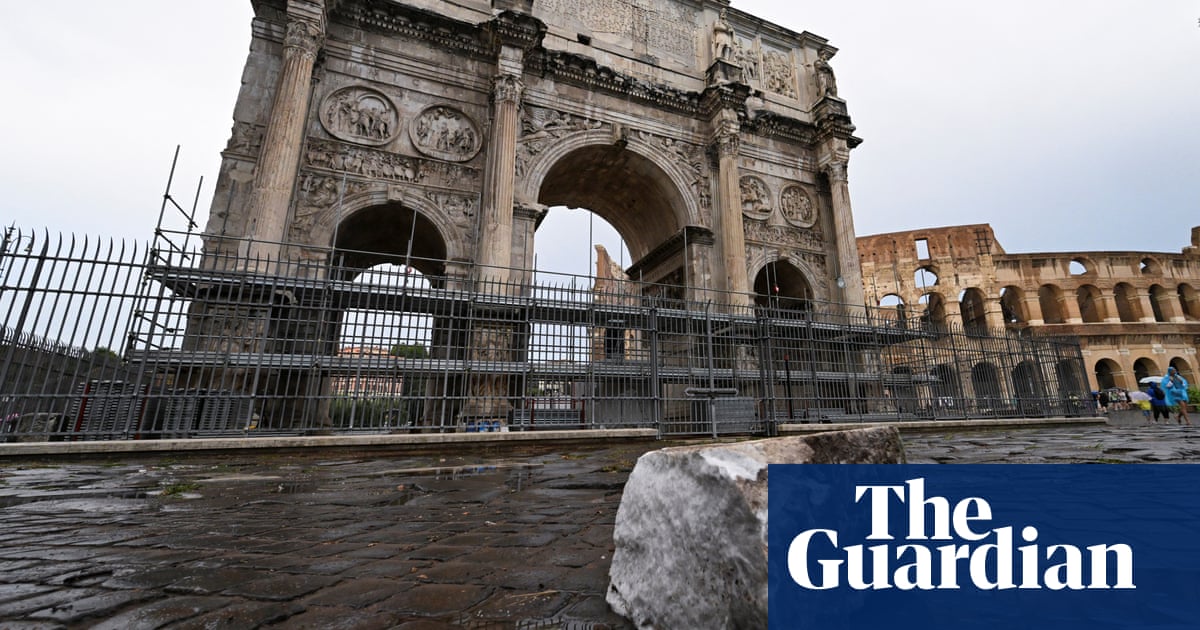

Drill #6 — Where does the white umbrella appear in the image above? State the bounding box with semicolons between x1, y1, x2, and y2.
1128;390;1151;401
1139;376;1162;384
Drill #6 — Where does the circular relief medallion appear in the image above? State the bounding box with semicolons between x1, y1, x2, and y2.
739;176;772;220
409;106;482;163
320;87;400;147
780;185;816;227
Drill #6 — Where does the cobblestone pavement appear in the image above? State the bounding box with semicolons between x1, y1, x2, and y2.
0;420;1197;629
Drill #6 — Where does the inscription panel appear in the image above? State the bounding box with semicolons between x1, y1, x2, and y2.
538;0;698;64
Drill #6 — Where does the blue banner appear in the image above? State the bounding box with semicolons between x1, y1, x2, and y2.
768;465;1200;629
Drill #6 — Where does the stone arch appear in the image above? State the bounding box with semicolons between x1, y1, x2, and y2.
1076;284;1105;323
999;285;1027;324
1038;284;1066;324
1179;283;1200;320
918;291;947;329
517;130;703;263
1094;357;1123;390
971;362;1004;412
1150;284;1171;322
1133;357;1160;384
751;256;815;311
878;293;906;325
309;187;467;272
1139;256;1162;275
1169;357;1193;382
958;287;988;334
1068;257;1093;276
1112;282;1142;323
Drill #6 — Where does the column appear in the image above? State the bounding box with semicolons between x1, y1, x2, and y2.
823;160;866;311
244;4;325;263
1024;294;1045;325
1099;291;1121;323
712;125;751;305
1135;290;1157;323
477;71;523;283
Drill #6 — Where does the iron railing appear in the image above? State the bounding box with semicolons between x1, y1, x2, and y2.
0;228;1093;442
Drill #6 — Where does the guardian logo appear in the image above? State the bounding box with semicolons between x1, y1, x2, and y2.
767;465;1200;630
787;478;1134;591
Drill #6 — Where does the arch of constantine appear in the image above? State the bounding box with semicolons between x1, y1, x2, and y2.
858;224;1200;393
203;0;863;305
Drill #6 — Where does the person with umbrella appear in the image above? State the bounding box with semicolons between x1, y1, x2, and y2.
1161;366;1191;426
1146;380;1170;423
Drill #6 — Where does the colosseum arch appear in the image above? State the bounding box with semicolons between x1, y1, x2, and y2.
1039;284;1067;324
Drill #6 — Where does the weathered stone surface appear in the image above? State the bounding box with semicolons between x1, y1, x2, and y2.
606;427;904;629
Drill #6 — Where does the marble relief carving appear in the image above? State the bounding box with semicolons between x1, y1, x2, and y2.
763;50;797;98
410;106;482;163
289;173;368;241
739;176;771;220
425;191;478;230
225;122;265;157
779;185;815;227
515;106;606;177
320;87;400;147
743;219;825;251
304;139;480;189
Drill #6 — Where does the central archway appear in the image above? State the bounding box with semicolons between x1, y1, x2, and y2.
537;144;689;265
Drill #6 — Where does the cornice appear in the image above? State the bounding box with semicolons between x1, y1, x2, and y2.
743;110;818;145
627;226;716;278
531;50;703;116
335;0;491;61
486;10;546;53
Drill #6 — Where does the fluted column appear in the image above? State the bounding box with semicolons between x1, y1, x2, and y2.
823;160;866;310
245;8;325;263
477;72;523;283
713;126;751;305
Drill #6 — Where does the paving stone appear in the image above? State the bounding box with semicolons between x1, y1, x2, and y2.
164;567;265;595
90;595;234;630
0;587;96;617
302;577;405;608
226;573;341;601
405;544;471;561
26;588;159;623
260;605;400;629
169;600;306;630
467;587;571;621
376;583;492;616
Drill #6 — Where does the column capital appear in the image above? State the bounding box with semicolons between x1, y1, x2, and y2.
284;18;324;61
821;159;848;182
711;126;740;159
492;74;525;105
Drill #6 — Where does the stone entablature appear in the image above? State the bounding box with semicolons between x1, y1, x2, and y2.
858;223;1200;390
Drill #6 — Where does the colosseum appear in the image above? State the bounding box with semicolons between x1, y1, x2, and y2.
858;224;1200;392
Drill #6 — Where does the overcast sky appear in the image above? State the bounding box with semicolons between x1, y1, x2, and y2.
2;1;1197;281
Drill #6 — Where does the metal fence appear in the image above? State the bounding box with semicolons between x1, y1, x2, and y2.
0;228;1093;442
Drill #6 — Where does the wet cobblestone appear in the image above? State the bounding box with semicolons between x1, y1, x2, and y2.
0;421;1195;628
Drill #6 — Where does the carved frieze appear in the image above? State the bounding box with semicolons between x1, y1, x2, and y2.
289;173;369;241
425;191;478;230
634;130;710;211
410;106;482;163
225;122;265;158
740;176;771;220
320;87;400;147
743;218;825;251
515;106;607;177
763;50;797;99
734;38;760;83
304;138;480;190
779;185;816;228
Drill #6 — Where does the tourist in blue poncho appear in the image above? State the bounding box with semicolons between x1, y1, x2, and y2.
1161;366;1191;426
